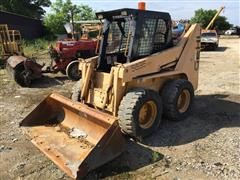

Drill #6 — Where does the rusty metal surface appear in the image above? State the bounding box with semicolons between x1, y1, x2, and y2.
21;93;126;178
6;55;26;68
6;56;43;85
24;59;43;78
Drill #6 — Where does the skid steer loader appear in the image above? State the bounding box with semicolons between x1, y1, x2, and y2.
21;6;201;179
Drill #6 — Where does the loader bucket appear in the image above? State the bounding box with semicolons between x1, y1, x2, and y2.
20;93;126;179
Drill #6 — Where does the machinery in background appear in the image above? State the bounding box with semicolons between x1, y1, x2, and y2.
0;24;23;61
201;6;225;50
205;6;225;31
50;21;102;80
201;30;219;50
6;51;80;87
225;26;240;35
172;20;191;45
172;22;185;39
6;22;102;87
21;3;201;178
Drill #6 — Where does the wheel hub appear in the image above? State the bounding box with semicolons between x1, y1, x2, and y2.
138;100;157;129
70;65;79;77
177;89;190;113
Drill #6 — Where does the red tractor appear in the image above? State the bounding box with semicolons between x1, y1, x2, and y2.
6;22;101;87
49;37;98;80
43;22;101;81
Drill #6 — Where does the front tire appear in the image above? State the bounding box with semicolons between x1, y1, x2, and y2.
66;60;81;81
161;79;194;121
118;89;163;140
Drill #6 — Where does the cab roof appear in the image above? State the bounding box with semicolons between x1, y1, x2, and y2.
96;8;171;21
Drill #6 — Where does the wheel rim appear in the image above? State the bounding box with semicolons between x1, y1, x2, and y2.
177;89;190;113
71;65;78;76
69;63;80;79
138;100;157;129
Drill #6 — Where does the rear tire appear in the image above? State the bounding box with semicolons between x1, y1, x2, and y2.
71;79;82;102
66;60;81;81
118;89;163;140
161;79;194;121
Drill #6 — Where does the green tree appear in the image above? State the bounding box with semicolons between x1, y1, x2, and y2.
44;0;96;34
0;0;51;19
190;8;232;30
75;5;96;21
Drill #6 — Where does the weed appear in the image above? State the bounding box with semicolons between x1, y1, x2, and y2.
151;151;163;162
22;38;56;57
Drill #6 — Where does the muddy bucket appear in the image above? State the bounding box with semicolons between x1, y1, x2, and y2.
20;93;126;178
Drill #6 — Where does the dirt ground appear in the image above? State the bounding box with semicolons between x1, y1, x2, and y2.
0;38;239;180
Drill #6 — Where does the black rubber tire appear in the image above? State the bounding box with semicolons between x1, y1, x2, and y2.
71;79;82;102
66;60;81;81
161;79;194;121
13;64;31;87
118;89;163;140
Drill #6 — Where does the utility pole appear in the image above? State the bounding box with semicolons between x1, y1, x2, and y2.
70;8;75;39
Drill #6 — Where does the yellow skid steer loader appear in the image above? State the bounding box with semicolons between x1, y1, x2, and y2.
21;6;201;179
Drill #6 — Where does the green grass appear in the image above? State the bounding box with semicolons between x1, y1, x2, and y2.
151;151;163;163
0;38;56;68
22;38;56;57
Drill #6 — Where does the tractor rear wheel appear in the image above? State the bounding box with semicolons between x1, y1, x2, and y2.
118;89;162;140
66;60;81;81
161;79;194;121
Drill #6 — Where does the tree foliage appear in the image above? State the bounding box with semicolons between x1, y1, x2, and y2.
0;0;51;19
190;8;232;30
44;0;96;34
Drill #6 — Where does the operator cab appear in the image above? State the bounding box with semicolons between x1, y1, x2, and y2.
96;8;173;72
